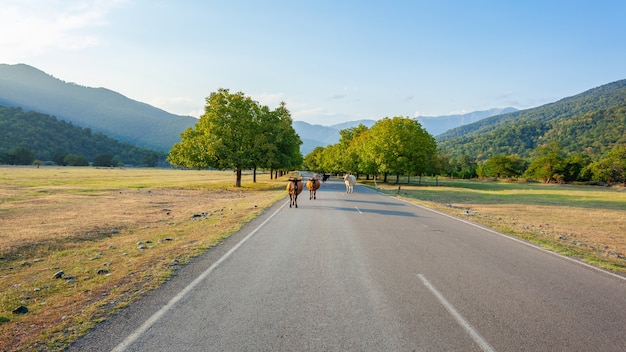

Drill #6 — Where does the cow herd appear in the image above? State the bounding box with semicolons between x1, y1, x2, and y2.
285;173;356;208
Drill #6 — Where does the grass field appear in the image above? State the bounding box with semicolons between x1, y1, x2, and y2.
0;166;288;351
1;167;624;351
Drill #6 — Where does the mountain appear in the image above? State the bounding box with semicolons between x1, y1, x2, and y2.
437;79;626;161
0;64;197;152
293;110;517;156
416;107;518;136
293;120;377;155
0;105;163;165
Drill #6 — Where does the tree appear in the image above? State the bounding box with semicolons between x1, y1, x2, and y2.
303;146;325;172
260;102;302;178
63;154;88;166
93;154;114;167
8;146;35;165
483;154;526;178
523;142;565;183
450;154;478;179
336;124;369;175
366;117;437;183
167;89;301;186
585;144;626;185
563;153;592;182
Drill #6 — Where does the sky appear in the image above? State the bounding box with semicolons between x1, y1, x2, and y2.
2;1;626;126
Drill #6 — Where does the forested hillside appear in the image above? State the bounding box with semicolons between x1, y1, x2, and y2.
437;79;626;161
416;107;518;136
0;105;164;166
0;64;197;151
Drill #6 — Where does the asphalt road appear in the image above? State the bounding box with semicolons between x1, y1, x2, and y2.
69;178;626;352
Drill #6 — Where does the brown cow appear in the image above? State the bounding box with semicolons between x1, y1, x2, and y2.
306;176;321;200
286;178;303;208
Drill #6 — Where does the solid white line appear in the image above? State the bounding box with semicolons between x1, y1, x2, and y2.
390;195;626;281
111;201;288;352
355;206;362;214
417;274;496;352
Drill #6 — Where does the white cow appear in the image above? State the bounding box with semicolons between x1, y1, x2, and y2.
343;174;356;193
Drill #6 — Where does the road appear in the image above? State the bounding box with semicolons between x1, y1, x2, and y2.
69;178;626;351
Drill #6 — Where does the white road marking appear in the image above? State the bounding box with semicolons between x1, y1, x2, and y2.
355;206;362;214
111;201;289;352
417;274;496;352
391;195;626;282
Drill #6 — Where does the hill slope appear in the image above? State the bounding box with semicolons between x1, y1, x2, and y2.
0;64;197;151
0;105;163;165
416;107;518;136
437;79;626;161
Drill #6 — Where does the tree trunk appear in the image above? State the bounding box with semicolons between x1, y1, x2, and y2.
253;167;257;183
235;169;242;187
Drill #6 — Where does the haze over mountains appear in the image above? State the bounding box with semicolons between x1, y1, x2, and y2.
0;64;197;152
0;64;517;155
1;63;624;163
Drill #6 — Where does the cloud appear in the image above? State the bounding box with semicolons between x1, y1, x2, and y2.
0;0;126;60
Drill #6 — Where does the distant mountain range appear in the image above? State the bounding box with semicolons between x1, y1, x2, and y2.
0;64;516;156
0;64;197;152
293;108;520;155
3;63;622;163
415;108;518;136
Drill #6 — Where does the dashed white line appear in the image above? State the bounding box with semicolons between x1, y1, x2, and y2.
418;274;496;352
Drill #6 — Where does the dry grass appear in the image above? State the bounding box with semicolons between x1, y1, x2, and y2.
0;166;287;351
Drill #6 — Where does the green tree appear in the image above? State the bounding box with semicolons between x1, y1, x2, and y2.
168;89;260;186
450;154;478;179
64;154;88;166
585;144;626;185
93;154;114;167
261;102;302;177
563;153;592;182
483;154;526;178
167;89;301;186
336;124;369;175
303;146;325;172
366;117;436;183
523;143;565;183
8;146;35;165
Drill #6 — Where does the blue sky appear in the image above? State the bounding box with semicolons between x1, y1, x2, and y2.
2;1;626;126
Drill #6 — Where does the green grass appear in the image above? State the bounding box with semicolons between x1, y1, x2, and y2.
370;177;626;210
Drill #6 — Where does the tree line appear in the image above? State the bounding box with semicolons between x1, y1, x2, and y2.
446;142;626;185
167;89;302;187
303;117;438;183
301;116;625;186
0;105;164;166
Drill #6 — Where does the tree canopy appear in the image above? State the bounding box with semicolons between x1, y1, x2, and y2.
303;116;437;183
167;89;302;186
